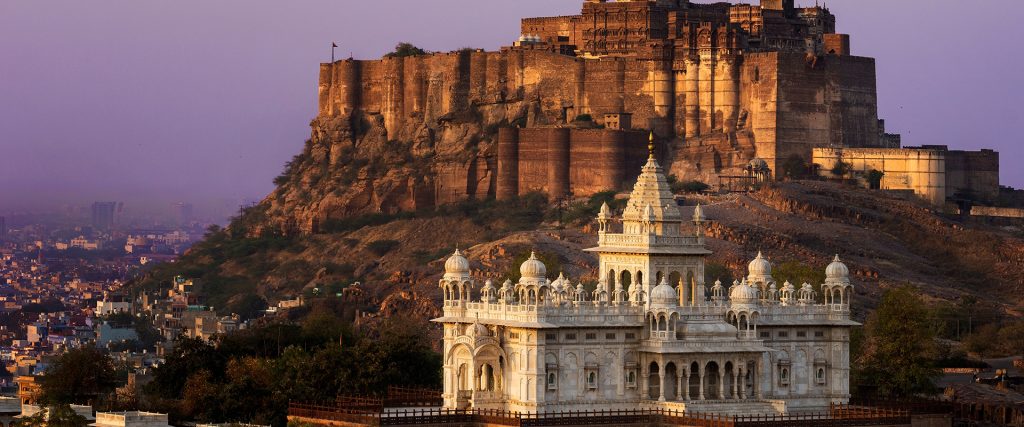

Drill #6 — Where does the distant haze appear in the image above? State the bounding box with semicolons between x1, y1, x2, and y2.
2;0;1022;213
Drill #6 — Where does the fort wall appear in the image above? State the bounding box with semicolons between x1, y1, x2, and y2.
812;147;946;206
944;149;999;201
302;0;999;221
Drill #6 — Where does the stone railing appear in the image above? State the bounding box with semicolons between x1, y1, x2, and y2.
598;233;701;248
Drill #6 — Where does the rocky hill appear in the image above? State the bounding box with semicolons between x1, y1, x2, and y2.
134;143;1024;324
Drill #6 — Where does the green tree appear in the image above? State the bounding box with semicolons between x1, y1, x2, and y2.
866;169;885;189
855;285;940;397
11;404;89;427
385;42;427;58
773;261;826;290
144;337;225;399
704;262;734;286
671;180;710;194
781;154;810;179
39;347;118;405
229;294;268;321
831;160;851;179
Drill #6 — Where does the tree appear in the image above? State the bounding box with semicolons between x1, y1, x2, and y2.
855;285;940;397
830;161;851;179
671;180;710;194
38;347;118;405
385;42;427;58
10;406;89;427
229;294;268;321
866;169;885;189
781;154;810;180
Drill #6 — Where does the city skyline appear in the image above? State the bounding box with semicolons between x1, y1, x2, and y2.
1;0;1022;211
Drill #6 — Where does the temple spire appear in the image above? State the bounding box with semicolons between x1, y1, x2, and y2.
648;131;656;160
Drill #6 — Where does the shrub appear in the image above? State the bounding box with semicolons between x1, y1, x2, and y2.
781;154;811;179
366;240;400;256
831;161;851;178
672;180;710;194
385;42;427;58
866;169;885;189
573;114;593;122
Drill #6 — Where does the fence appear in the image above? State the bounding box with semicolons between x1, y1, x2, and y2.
853;397;1024;427
384;386;444;408
288;403;909;427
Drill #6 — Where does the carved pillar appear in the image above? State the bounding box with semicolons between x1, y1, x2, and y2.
755;360;763;399
732;366;739;399
658;366;666;402
698;363;706;400
738;366;746;399
677;367;685;401
718;363;725;400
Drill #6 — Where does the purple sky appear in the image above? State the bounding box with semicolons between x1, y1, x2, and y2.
2;0;1022;212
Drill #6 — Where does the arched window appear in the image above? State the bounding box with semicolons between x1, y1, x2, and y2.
588;372;597;387
548;372;556;386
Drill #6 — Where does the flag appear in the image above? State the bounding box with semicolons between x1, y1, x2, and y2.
332;42;338;48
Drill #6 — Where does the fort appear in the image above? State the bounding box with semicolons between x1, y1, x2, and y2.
308;0;999;217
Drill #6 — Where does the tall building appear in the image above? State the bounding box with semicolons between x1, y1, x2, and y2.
436;155;856;414
91;202;119;231
0;216;6;240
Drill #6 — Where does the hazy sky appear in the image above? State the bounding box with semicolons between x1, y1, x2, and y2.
2;0;1022;212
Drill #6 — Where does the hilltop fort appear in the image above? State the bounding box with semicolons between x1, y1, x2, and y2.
287;0;998;233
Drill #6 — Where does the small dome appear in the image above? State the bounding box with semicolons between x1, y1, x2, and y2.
444;249;470;275
598;202;611;219
826;255;850;280
482;279;495;290
650;278;678;307
711;279;724;291
748;251;772;277
501;279;513;291
551;272;566;291
519;252;547;279
749;158;769;170
730;282;759;304
473;322;490;337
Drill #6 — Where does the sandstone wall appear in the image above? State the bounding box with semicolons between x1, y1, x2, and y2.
812;147;946;206
743;52;878;175
499;128;647;200
945;149;999;201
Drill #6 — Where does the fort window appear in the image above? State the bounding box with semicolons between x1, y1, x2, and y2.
753;67;760;83
509;332;520;340
777;331;789;338
546;333;557;341
586;333;597;340
587;371;598;389
816;368;826;385
627;371;636;387
625;333;636;340
796;331;807;338
565;333;577;340
814;331;825;338
547;372;558;390
760;331;771;338
606;333;617;340
779;367;790;386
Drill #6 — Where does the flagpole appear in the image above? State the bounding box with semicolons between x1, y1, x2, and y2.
331;42;336;63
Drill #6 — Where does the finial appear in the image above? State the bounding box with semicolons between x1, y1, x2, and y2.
648;131;656;159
